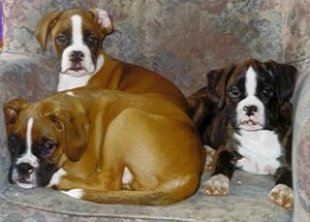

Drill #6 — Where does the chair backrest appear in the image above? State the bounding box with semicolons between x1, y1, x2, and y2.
1;0;307;94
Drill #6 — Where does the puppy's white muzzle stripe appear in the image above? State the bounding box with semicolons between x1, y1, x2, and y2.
236;67;265;130
26;117;34;152
16;117;39;167
245;67;257;97
61;15;95;77
13;117;39;188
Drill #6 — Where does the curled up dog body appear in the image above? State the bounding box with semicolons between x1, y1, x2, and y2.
3;89;205;205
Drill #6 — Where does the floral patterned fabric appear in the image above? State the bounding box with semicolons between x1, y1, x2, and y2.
0;0;309;221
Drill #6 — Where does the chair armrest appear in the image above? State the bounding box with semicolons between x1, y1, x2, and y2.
0;53;57;100
0;52;57;187
292;69;310;221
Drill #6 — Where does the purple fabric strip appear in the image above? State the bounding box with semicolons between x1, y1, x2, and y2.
0;0;2;40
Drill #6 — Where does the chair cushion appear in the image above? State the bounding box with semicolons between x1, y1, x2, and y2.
0;171;291;221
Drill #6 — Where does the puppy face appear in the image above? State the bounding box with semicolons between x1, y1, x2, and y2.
3;99;88;188
35;8;113;77
207;59;297;131
229;66;271;130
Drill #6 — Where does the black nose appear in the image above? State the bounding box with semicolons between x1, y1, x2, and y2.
70;51;84;63
17;163;34;175
243;105;258;116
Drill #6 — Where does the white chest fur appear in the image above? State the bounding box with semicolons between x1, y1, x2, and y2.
57;74;92;91
234;130;282;175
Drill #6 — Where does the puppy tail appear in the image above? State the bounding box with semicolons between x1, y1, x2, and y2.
64;175;200;205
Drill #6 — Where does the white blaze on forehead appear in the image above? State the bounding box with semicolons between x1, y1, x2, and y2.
60;14;96;78
236;66;265;130
71;15;83;45
245;67;257;96
26;117;34;151
13;117;38;188
16;117;38;167
58;14;105;90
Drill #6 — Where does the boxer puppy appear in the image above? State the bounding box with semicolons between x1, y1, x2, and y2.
3;89;205;205
189;59;297;209
35;8;188;112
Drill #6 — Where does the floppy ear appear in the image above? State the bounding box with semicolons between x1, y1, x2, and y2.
3;99;30;128
206;65;235;109
90;8;114;35
35;11;62;50
265;60;298;104
47;111;89;162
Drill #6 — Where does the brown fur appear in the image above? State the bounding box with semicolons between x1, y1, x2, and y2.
4;89;205;205
189;59;297;209
35;8;189;113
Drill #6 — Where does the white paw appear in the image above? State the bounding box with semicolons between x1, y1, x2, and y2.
269;184;294;209
61;188;84;199
204;174;230;196
204;145;216;171
47;168;67;187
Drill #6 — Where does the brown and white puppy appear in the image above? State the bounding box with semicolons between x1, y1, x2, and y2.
188;59;297;209
3;89;205;205
35;8;188;112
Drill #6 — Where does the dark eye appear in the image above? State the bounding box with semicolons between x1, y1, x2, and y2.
262;87;274;98
229;86;241;98
56;33;67;45
7;134;20;153
86;35;97;46
40;140;56;157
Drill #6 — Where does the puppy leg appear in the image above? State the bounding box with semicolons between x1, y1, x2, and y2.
269;184;293;210
204;145;216;171
56;170;125;200
205;174;230;195
49;167;123;192
205;150;236;195
269;167;293;209
48;170;96;191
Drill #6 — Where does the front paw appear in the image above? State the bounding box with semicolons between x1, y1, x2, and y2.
61;188;84;199
204;174;230;196
269;184;293;209
47;168;67;188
